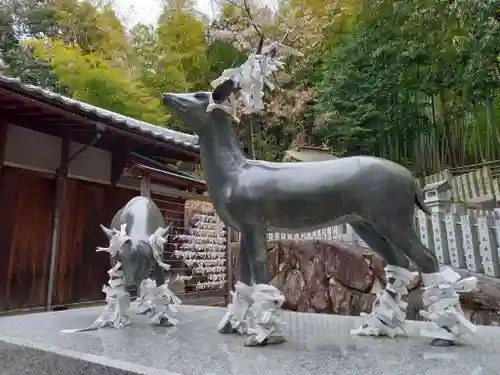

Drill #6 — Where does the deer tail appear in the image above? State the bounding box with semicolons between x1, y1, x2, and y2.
415;185;430;216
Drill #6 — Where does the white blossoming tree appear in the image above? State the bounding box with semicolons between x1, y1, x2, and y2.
206;0;346;159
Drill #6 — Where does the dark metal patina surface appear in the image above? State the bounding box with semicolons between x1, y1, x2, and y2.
105;196;167;290
162;85;439;287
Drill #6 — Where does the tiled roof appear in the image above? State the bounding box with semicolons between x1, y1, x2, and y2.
0;76;199;151
284;148;338;162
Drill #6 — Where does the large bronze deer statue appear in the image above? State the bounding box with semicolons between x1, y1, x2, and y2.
162;78;477;348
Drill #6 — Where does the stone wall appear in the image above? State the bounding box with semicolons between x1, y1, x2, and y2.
229;240;500;325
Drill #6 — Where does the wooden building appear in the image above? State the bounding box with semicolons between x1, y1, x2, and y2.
283;146;338;162
0;76;209;312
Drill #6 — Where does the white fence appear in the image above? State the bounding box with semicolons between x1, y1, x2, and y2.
268;166;500;279
267;225;361;245
268;208;500;278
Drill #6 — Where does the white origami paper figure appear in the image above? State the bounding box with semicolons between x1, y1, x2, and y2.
149;226;172;271
96;223;129;256
245;283;286;346
60;260;131;333
207;39;303;121
420;267;477;342
217;281;255;334
137;278;157;314
61;220;181;333
138;278;181;326
218;281;287;346
351;265;416;338
351;265;478;345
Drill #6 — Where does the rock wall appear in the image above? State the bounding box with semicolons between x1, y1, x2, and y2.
229;240;500;325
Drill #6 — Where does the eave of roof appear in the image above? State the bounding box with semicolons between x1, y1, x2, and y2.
284;149;338;162
0;76;199;152
131;152;206;185
127;164;206;192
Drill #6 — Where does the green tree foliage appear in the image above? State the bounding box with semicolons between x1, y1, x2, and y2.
0;0;66;92
3;0;500;171
128;0;216;130
24;1;168;124
156;5;210;92
314;0;500;173
30;39;168;124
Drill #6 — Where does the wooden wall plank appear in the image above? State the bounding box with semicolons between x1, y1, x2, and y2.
0;166;190;309
0;124;7;176
0;167;54;310
51;182;187;306
47;137;69;310
141;171;151;198
110;148;129;186
51;180;137;306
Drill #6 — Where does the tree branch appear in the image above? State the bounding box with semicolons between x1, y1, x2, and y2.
218;0;264;38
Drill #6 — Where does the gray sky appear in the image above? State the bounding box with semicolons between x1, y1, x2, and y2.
112;0;276;28
112;0;219;27
112;0;215;27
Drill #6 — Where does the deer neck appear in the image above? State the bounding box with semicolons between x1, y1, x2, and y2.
198;111;247;197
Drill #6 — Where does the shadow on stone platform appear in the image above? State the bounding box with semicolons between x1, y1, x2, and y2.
0;305;497;375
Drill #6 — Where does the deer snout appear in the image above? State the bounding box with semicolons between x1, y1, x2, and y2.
162;93;176;108
162;92;188;113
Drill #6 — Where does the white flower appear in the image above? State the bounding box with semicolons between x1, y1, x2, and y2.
211;30;234;41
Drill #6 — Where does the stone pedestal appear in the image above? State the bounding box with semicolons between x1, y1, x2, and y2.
0;305;499;374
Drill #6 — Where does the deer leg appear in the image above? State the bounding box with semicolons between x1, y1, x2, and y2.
217;231;254;334
387;225;477;347
153;263;166;287
138;264;166;315
102;262;131;329
143;264;180;327
242;227;268;284
241;227;286;347
350;221;415;339
239;230;253;285
137;278;155;315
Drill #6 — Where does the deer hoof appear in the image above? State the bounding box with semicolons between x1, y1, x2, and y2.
218;321;238;334
244;335;286;347
430;338;455;347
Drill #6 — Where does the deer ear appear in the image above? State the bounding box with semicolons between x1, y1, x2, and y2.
100;224;115;239
212;79;238;103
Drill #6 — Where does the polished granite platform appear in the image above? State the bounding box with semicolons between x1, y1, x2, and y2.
0;305;496;375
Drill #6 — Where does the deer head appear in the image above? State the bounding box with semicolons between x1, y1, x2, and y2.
162;35;271;130
163;36;302;131
162;80;240;133
98;223;171;290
